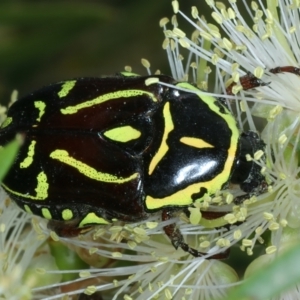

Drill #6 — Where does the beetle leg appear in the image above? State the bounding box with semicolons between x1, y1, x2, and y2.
226;66;300;96
233;180;269;205
162;209;203;256
269;66;300;76
226;72;267;96
218;72;266;106
48;219;92;237
162;209;229;259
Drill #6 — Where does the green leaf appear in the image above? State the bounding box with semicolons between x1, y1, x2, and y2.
227;245;300;300
0;139;19;181
49;239;89;282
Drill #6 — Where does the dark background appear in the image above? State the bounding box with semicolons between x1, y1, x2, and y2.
0;0;208;104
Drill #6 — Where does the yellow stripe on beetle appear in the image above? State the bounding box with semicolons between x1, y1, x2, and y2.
148;102;174;175
79;212;110;227
145;156;236;209
50;149;139;183
34;101;46;122
20;140;36;168
180;137;214;149
60;90;158;115
35;172;49;200
1;171;49;201
104;126;141;142
57;80;76;98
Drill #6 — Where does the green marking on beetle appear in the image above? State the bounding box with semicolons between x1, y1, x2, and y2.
42;208;52;219
104;125;141;142
57;80;76;98
24;204;32;214
149;102;174;175
79;212;110;227
145;180;209;209
34;101;46;122
20;140;36;168
0;117;12;129
180;136;214;149
35;172;49;200
62;209;73;221
50;149;139;183
60;90;158;115
1;171;49;201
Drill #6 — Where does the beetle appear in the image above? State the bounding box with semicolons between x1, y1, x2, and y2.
0;71;270;257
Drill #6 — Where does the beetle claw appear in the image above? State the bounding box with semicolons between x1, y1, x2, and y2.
161;209;229;259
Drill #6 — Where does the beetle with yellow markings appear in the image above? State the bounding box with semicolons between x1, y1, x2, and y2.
0;72;267;257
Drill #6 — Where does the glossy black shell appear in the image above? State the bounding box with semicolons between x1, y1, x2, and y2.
0;74;265;230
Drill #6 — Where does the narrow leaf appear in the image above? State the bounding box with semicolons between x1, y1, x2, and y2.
0;140;19;181
227;245;300;300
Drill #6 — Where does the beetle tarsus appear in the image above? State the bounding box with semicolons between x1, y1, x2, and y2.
48;219;92;237
162;209;229;258
226;66;300;96
226;72;267;95
269;66;300;76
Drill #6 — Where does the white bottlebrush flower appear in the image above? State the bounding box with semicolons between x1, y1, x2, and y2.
25;213;239;299
0;189;57;300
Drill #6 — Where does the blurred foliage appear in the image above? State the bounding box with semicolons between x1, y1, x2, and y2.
0;0;203;104
227;245;300;300
0;139;19;181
